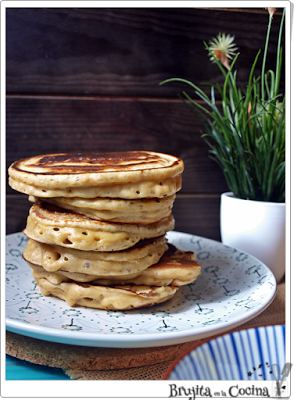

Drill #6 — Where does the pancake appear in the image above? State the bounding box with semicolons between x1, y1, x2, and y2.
8;151;184;199
28;262;142;284
28;194;175;223
23;236;169;275
24;202;174;251
9;151;187;311
10;175;181;199
34;278;178;310
27;244;202;286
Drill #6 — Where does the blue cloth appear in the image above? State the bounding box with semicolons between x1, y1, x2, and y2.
6;355;71;380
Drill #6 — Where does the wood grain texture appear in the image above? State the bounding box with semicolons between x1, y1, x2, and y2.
6;7;284;97
6;7;284;238
6;96;229;195
6;195;31;235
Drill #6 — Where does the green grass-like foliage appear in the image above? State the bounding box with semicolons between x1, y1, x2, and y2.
161;10;285;202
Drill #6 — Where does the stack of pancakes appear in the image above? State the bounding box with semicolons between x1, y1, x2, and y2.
8;151;202;310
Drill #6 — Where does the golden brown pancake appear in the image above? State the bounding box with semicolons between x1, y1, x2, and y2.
8;151;184;198
28;194;175;223
8;150;189;311
24;202;175;251
23;236;169;275
34;278;178;310
27;244;202;286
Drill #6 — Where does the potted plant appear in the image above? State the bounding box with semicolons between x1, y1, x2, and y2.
160;8;285;282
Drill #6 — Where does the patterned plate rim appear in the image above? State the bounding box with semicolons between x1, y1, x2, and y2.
5;231;277;348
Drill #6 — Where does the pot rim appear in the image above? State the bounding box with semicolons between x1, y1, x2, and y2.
221;191;285;206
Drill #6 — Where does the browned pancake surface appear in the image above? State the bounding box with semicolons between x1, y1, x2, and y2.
11;152;181;175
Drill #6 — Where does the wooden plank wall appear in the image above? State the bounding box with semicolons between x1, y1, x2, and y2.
6;7;285;240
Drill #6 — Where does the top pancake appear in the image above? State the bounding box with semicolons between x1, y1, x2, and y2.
8;151;184;198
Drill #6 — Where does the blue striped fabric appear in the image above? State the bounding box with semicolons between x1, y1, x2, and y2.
167;325;285;380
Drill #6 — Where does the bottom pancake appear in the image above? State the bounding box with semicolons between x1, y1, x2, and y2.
34;277;178;310
25;243;201;310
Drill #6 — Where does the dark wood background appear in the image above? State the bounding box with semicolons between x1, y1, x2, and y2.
6;7;285;240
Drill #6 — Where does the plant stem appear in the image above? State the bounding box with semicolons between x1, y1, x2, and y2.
275;8;285;96
261;13;273;103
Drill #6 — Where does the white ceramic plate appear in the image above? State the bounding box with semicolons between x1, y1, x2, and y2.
164;325;286;381
6;231;276;348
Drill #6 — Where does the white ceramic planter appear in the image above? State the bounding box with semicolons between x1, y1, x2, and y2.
220;192;285;283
